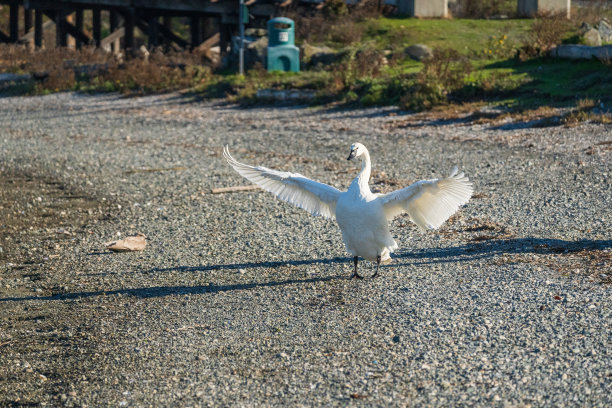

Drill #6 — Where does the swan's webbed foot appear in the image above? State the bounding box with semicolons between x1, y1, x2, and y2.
371;255;381;279
350;256;364;279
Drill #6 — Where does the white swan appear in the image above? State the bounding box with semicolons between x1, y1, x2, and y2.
223;143;473;279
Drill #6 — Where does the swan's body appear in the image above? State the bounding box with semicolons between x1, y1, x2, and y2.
223;143;473;278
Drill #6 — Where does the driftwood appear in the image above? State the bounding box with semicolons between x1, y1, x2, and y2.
211;185;260;194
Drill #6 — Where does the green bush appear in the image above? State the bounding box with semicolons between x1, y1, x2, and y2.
401;49;472;111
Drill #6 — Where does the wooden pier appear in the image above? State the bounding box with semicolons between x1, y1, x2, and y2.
0;0;280;52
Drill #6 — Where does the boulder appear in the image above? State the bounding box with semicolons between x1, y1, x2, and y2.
550;44;612;60
583;28;602;46
404;44;433;61
256;88;316;102
245;28;267;38
246;36;268;67
0;73;32;84
301;42;340;67
232;35;268;68
598;18;611;43
579;22;592;35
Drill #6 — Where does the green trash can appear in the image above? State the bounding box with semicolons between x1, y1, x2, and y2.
267;17;300;73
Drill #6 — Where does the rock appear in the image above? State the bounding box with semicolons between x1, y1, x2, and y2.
105;232;147;252
0;73;32;85
231;35;268;69
32;71;48;81
301;42;340;67
245;28;267;37
579;22;593;35
255;88;316;102
598;19;611;43
139;45;150;63
550;44;612;60
582;28;602;46
246;37;268;67
404;44;433;61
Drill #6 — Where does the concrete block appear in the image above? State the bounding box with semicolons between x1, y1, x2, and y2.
396;0;448;18
518;0;571;18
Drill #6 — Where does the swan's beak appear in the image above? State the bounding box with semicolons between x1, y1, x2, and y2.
347;150;356;160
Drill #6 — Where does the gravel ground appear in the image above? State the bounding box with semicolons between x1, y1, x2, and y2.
0;92;610;407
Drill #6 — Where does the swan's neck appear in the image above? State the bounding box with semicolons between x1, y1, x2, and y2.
356;151;371;193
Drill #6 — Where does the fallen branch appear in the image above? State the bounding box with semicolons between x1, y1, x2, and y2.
211;185;260;194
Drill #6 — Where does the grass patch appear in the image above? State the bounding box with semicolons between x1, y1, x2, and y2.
368;18;532;56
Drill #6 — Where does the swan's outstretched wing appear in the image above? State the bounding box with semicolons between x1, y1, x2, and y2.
380;167;473;230
223;146;342;219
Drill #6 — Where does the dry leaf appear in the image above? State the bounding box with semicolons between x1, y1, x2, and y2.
105;232;147;252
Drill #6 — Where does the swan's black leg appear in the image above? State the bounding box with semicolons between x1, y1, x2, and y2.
372;255;381;279
351;256;363;279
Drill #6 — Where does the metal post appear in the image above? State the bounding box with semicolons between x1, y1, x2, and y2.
9;0;19;43
148;16;158;47
124;8;135;51
55;11;67;47
92;8;101;47
190;16;201;49
25;9;33;34
34;9;42;48
110;11;120;53
75;10;84;48
162;16;171;48
239;0;244;75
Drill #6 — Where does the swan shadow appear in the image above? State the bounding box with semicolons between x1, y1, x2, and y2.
0;274;346;303
393;237;611;266
2;237;607;303
145;256;351;275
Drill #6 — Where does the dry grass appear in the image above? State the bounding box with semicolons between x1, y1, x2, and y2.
287;0;383;46
0;44;211;95
520;12;574;57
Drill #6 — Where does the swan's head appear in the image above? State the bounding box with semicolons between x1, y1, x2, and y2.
347;143;367;161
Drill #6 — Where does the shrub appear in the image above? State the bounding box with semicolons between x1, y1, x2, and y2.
482;32;518;60
287;0;383;46
521;12;573;57
0;44;211;95
329;44;389;91
401;49;472;111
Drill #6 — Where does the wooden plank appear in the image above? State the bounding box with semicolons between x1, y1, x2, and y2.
20;17;52;42
34;8;43;47
25;0;132;7
23;0;275;16
148;16;158;47
122;8;135;50
157;20;188;48
24;8;33;33
10;1;19;42
109;11;121;52
66;12;75;48
63;14;90;45
195;32;219;52
190;16;201;49
92;8;101;47
75;9;83;48
100;26;124;50
51;11;67;47
162;16;171;47
210;185;260;194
